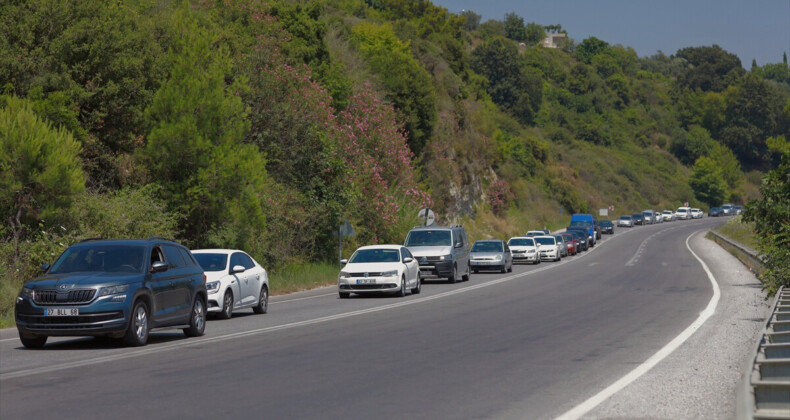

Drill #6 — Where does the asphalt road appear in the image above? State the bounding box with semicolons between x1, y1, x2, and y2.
0;217;757;419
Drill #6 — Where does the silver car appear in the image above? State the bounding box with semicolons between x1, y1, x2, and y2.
470;240;512;273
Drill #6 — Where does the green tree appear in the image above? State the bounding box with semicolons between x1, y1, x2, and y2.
743;136;790;294
689;156;727;207
575;37;609;64
676;45;744;92
144;6;266;248
460;10;481;31
503;12;526;42
0;95;84;258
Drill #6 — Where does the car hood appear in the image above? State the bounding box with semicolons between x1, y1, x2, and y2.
341;262;403;273
509;246;537;252
407;246;452;257
471;252;503;258
203;270;231;283
26;272;141;288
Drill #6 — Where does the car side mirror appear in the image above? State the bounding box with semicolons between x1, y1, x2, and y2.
454;242;462;248
340;259;348;264
231;265;246;274
403;257;413;263
150;261;168;273
40;263;50;272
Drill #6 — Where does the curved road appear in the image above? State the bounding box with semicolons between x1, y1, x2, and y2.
0;218;754;419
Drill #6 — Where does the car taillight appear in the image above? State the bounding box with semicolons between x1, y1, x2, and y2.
202;274;206;284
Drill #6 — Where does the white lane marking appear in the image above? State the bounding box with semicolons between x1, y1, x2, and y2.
271;292;336;304
0;228;630;380
554;229;721;420
0;337;18;343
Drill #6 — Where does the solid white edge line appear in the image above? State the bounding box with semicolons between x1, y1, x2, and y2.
554;229;721;420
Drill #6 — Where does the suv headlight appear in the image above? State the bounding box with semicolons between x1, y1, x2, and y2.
21;287;35;299
206;281;220;293
381;270;398;277
98;284;130;297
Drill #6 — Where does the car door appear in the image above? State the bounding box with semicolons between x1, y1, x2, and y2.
401;247;418;287
149;245;180;323
161;244;193;320
230;252;256;306
238;252;259;306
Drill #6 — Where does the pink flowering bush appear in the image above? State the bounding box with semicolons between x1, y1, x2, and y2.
487;179;514;215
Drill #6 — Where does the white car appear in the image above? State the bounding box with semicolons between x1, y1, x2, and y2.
690;208;703;219
338;245;420;298
661;210;676;221
617;215;634;227
507;236;540;264
192;249;269;319
675;207;691;220
533;235;560;262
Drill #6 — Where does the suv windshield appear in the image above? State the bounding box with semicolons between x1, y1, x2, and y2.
194;253;228;272
508;238;535;246
50;244;146;274
569;221;591;227
349;249;400;263
405;230;452;247
472;241;503;252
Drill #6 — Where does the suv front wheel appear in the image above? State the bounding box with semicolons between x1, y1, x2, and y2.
20;333;48;349
124;300;149;347
448;264;457;284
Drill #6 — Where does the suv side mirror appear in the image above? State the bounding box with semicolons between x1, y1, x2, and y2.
40;263;51;272
231;265;246;274
150;261;168;273
454;242;462;248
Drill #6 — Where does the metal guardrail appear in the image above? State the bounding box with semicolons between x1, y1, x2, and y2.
737;286;790;420
708;230;764;274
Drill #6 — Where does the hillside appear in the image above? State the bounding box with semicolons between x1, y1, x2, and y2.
1;0;789;319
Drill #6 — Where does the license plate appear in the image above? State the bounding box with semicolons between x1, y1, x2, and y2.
356;279;375;284
420;271;432;276
45;308;79;316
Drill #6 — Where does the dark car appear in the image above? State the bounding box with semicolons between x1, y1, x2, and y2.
632;213;644;225
15;237;207;348
708;207;723;217
599;220;614;234
566;228;589;251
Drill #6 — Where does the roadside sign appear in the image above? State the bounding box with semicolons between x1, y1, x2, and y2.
599;208;609;216
417;208;435;226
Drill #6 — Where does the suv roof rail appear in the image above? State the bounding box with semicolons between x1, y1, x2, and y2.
79;237;104;243
146;236;174;242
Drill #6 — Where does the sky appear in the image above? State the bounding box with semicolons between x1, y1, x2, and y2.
432;0;790;67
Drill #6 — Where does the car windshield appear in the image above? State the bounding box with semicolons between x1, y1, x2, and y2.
619;216;631;220
508;238;535;246
405;230;452;246
534;237;555;245
194;253;228;272
677;209;687;213
600;221;612;226
569;221;591;227
472;241;503;252
50;244;146;274
349;249;400;263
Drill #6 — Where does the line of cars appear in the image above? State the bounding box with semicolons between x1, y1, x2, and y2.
14;237;270;348
337;213;605;299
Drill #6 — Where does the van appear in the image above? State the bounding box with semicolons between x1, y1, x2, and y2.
569;214;596;246
404;225;471;283
675;207;691;220
642;210;657;224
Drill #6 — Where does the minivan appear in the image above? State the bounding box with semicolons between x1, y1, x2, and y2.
569;214;596;246
404;225;471;283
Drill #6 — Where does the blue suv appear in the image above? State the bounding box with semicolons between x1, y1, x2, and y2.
15;237;207;348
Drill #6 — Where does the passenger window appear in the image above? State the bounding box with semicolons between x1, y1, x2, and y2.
151;247;164;265
178;247;197;267
230;253;244;271
162;245;186;268
240;253;255;270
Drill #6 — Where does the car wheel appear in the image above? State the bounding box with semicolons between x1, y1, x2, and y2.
396;276;407;297
218;290;233;320
507;262;512;272
183;297;206;337
473;269;479;274
500;264;506;273
124;300;149;347
339;291;350;299
411;277;421;294
448;265;457;284
19;333;47;349
252;285;268;314
462;263;470;282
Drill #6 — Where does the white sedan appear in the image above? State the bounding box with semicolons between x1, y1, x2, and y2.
192;249;269;319
338;245;420;298
508;237;540;264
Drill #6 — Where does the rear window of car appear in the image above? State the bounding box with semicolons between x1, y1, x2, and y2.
194;253;228;272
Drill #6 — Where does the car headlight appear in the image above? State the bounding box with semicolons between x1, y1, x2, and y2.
339;271;351;278
493;255;502;261
206;281;220;293
21;287;35;299
381;270;398;277
528;250;535;254
98;284;130;297
439;254;452;261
